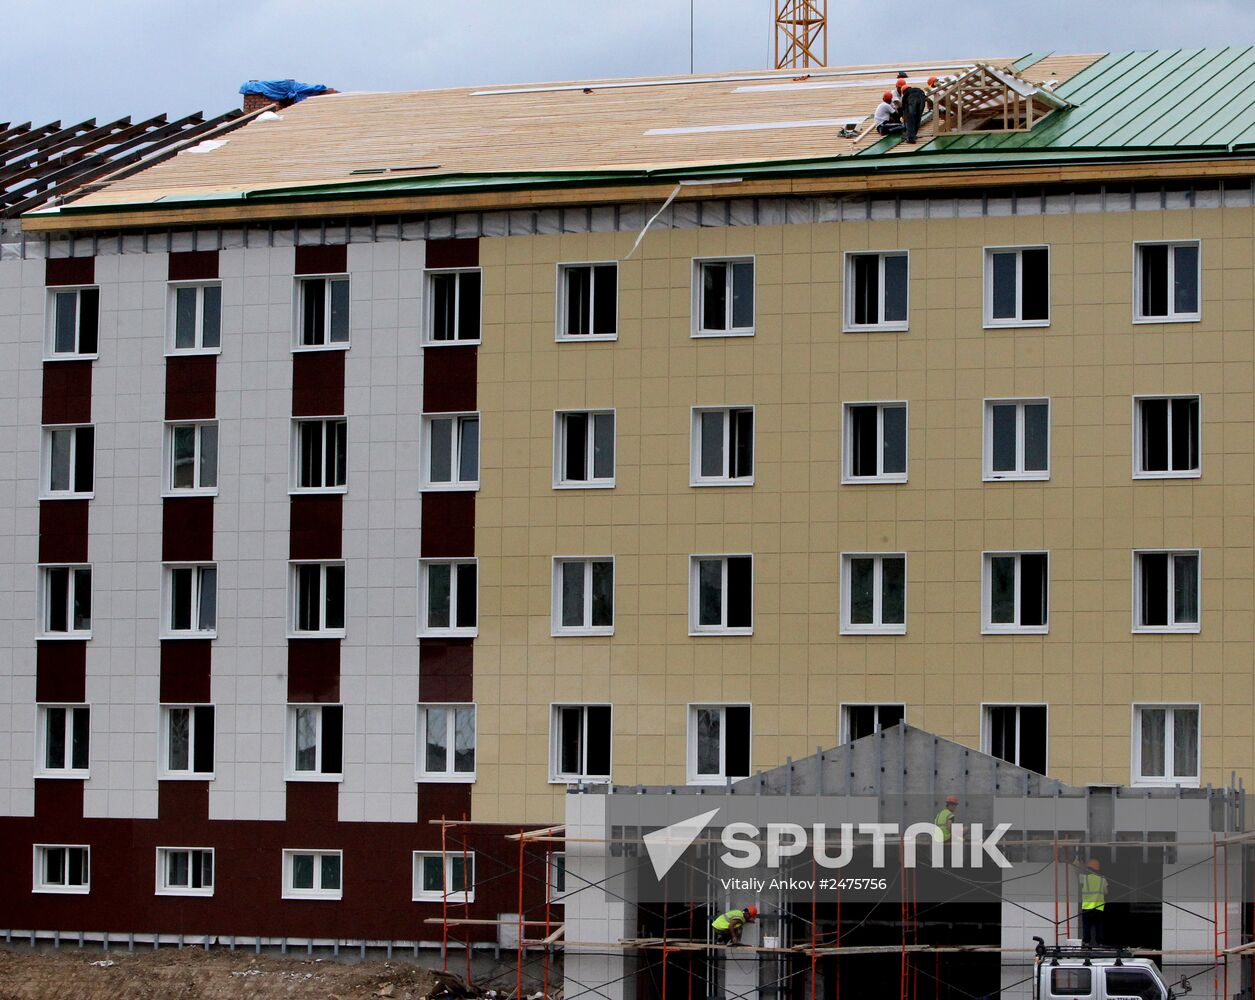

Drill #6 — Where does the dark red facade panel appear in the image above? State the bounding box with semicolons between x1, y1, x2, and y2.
285;780;339;825
417;639;474;704
159;640;213;704
35;641;87;703
42;360;93;425
290;496;344;560
33;779;84;822
287;640;342;702
422;345;477;413
167;250;220;282
45;256;95;287
158;780;209;824
295;244;348;276
162;497;215;562
291;350;346;416
424;238;479;270
165;356;218;421
38;500;89;564
420;492;475;559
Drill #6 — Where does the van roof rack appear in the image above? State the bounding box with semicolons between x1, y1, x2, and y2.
1033;937;1132;965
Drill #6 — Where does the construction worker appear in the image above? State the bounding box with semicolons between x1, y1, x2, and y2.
874;91;904;136
896;78;932;145
712;904;757;946
1078;858;1108;947
934;794;959;843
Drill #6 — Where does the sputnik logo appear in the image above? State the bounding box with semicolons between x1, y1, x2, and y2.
643;808;720;880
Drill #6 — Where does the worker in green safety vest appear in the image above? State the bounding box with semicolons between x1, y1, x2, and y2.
712;904;757;945
933;794;959;842
1078;857;1108;947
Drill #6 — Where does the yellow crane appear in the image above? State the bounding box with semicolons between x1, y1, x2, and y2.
774;0;827;69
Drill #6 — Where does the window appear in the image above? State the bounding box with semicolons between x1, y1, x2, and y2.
169;283;222;353
287;704;344;779
296;275;350;348
552;558;614;635
554;411;615;488
290;562;345;636
40;565;91;637
689;555;753;635
42;426;94;497
37;704;89;776
984;399;1049;481
161;705;215;777
550;704;612;781
413;851;475;903
165;422;218;493
292;418;348;492
1135;241;1200;322
1134;550;1200;633
1103;967;1165;1000
688;704;751;784
34;845;90;893
1134;705;1201;786
47;287;99;358
841;704;905;743
984;247;1049;327
549;853;568;897
691;407;754;486
843;402;907;482
982;705;1048;774
1051;968;1092;997
425;269;481;344
417;704;476;781
283;849;342;900
558;263;617;339
421;413;479;490
982;553;1048;633
694;258;754;336
840;554;906;634
156;848;214;896
163;565;217;637
845;252;908;331
1134;396;1200;478
418;560;477;637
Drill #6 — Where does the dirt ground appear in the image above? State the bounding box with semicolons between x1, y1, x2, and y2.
0;946;442;1000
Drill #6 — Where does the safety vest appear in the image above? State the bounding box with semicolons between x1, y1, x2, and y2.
933;807;955;842
1080;872;1107;911
712;910;746;931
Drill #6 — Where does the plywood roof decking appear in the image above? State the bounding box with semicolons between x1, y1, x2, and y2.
61;54;1097;211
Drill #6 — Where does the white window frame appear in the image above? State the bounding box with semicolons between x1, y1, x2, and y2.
420;412;480;491
983;398;1051;482
424;267;483;346
166;281;223;355
33;844;90;894
692;256;755;337
285;704;344;781
980;703;1049;772
290;417;349;494
418;559;479;638
981;551;1050;635
551;557;615;636
163;420;219;496
843;250;909;332
155;847;215;897
44;286;99;360
38;563;92;639
416;703;477;782
549;703;613;783
1132;703;1202;787
159;704;216;779
1133;240;1202;324
282;849;343;900
293;274;351;350
549;852;568;899
40;424;94;499
686;703;752;785
35;703;90;778
690;406;754;486
553;409;616;489
839;703;906;743
841;401;908;484
688;554;754;636
1132;394;1202;479
161;563;218;639
839;552;907;635
556;261;619;342
288;561;346;638
412;851;476;903
1132;549;1202;634
983;245;1050;329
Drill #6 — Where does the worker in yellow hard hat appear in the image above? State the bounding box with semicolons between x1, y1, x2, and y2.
1078;857;1108;947
712;904;757;946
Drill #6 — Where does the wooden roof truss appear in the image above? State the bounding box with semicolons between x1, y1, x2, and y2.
931;63;1068;135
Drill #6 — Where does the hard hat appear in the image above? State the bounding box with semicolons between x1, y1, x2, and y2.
945;795;959;805
895;79;907;90
927;76;939;87
882;91;893;102
745;905;758;919
1087;858;1101;871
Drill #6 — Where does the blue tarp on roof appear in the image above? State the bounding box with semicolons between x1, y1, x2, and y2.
238;80;329;103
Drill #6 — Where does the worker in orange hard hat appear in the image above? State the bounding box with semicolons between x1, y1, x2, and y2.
712;904;757;945
927;75;940;87
874;90;904;137
1077;857;1108;947
934;795;959;843
898;77;933;144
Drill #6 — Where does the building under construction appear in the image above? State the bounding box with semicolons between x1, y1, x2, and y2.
4;41;1255;999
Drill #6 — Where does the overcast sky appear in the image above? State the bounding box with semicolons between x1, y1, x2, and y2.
8;0;1255;126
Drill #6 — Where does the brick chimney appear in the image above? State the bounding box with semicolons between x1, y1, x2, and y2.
242;91;278;114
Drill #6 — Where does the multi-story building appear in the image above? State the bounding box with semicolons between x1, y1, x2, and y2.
2;48;1254;953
